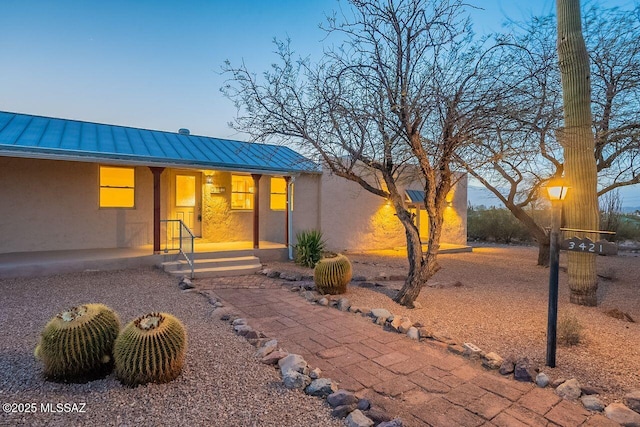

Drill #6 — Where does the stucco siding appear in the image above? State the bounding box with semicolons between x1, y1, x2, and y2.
0;157;153;253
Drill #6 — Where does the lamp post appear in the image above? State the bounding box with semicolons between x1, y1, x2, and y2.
546;179;569;368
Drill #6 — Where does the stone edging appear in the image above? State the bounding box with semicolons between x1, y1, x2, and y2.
254;271;640;427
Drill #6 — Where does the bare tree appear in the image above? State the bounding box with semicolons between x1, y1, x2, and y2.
459;4;640;269
222;0;501;307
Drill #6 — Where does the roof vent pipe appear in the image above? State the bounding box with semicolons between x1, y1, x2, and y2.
178;128;190;136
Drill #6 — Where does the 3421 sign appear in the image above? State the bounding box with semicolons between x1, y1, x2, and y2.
560;236;617;255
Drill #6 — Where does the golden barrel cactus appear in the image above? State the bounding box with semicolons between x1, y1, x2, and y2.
113;312;187;386
314;253;352;295
35;303;120;382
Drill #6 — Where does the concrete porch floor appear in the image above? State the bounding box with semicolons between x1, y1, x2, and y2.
0;241;286;279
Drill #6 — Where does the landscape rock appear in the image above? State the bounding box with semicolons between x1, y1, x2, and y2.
624;390;640;413
366;407;392;424
551;378;567;388
279;354;309;376
514;357;537;382
406;327;419;340
536;372;550;388
305;378;338;398
357;399;371;411
482;352;503;370
232;318;247;326
432;333;456;345
178;277;194;290
352;275;366;282
266;269;281;278
309;367;322;379
398;320;413;334
302;291;319;302
332;404;357;418
234;324;254;336
412;301;422;309
605;403;640;426
581;395;605;412
327;390;359;408
378;420;404;427
346;409;374;427
318;297;329;306
360;308;372;317
499;358;515;375
261;350;288;365
556;378;582;401
371;308;392;322
255;339;278;358
463;342;482;359
213;301;224;308
581;385;604;396
418;327;433;339
282;370;312;390
280;272;303;281
337;298;351;311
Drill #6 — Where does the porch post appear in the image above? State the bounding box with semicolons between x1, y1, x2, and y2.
284;176;291;250
149;167;165;253
251;174;262;249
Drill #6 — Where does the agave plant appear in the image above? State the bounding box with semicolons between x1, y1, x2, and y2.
294;229;326;268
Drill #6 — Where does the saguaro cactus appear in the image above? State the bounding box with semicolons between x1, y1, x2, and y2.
556;0;599;306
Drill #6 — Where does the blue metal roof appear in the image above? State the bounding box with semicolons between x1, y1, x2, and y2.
0;111;320;174
405;189;425;204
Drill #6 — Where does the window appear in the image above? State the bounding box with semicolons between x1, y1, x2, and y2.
231;175;253;209
99;166;135;208
270;177;288;210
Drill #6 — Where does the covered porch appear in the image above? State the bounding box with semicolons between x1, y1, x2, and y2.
0;240;287;279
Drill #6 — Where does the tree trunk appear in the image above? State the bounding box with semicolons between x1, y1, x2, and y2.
538;235;551;267
556;0;599;306
393;218;430;308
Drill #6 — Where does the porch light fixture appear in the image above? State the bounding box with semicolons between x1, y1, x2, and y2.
205;175;214;185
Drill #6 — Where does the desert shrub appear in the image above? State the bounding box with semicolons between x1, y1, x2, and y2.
558;314;584;346
467;205;533;243
294;229;325;268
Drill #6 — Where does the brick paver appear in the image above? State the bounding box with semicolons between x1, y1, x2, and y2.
202;277;613;426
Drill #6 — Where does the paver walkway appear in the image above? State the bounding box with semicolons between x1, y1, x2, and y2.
197;276;616;427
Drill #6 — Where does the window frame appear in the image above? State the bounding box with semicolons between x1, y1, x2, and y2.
230;174;254;210
99;165;136;209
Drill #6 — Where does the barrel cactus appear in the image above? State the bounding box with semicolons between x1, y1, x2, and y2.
114;312;187;386
314;253;353;295
35;303;120;382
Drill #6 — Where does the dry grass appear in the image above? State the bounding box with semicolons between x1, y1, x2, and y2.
266;244;640;405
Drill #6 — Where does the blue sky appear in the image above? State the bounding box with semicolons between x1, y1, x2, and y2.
1;0;638;207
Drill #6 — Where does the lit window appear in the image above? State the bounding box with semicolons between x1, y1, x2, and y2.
99;166;135;208
270;177;287;210
231;175;253;209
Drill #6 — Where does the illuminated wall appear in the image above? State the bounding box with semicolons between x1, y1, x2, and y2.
319;168;468;251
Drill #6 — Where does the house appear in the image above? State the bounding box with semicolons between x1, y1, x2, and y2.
0;111;468;278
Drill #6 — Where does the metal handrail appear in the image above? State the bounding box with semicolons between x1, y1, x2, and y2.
160;219;195;279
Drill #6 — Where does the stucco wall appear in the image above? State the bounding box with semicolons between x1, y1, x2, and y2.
0;157;154;253
319;169;468;252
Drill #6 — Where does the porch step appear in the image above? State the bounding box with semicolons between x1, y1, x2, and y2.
161;255;262;278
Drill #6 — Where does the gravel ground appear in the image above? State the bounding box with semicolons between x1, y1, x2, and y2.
266;244;640;405
0;268;344;427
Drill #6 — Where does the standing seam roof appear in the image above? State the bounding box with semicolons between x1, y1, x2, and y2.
0;111;320;174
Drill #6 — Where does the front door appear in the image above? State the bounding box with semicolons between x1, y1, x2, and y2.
171;171;202;237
